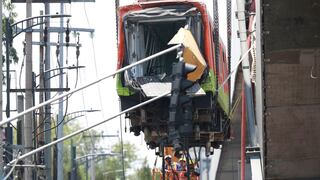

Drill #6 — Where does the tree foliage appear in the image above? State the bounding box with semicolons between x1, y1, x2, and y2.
2;0;19;65
62;121;103;180
95;141;138;180
63;121;142;180
129;157;152;180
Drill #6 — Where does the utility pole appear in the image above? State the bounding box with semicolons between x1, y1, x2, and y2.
86;156;89;180
17;95;24;179
4;18;13;180
38;10;46;179
57;2;65;180
24;0;33;179
119;115;125;180
90;148;95;180
70;140;77;180
0;0;4;178
44;1;52;179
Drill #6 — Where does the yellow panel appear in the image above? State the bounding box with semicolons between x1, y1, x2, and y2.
169;28;207;82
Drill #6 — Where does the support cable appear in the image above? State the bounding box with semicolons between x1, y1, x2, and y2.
213;0;220;95
115;0;119;46
18;41;26;96
212;0;221;132
0;44;181;127
89;33;105;121
218;46;253;92
74;33;80;88
227;0;232;112
6;91;170;167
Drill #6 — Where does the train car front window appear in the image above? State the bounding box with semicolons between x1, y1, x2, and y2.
123;6;203;89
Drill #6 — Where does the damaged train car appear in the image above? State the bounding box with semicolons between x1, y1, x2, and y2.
116;0;230;154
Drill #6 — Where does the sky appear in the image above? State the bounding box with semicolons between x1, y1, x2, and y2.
9;0;241;177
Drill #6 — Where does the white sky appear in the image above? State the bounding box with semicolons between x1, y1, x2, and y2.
9;0;241;173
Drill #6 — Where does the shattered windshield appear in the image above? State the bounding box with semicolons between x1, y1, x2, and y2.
123;5;203;88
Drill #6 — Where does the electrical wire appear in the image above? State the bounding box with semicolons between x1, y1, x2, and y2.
56;95;69;137
10;122;17;130
82;0;91;27
33;117;50;135
34;34;72;139
90;37;105;119
78;71;95;151
82;0;106;122
18;41;26;96
55;35;62;73
74;33;80;88
34;96;69;139
81;0;105;120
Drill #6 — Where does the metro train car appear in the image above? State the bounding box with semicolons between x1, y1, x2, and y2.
116;0;230;154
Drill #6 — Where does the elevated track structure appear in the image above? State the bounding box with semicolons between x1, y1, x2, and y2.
218;0;320;179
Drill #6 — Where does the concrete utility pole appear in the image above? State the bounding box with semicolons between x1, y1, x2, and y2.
0;0;3;178
17;95;24;179
38;10;46;179
57;2;65;180
24;0;33;179
44;1;52;179
90;149;95;180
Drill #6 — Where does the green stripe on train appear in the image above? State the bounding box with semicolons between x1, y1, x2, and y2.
200;70;229;115
116;70;229;115
116;74;134;96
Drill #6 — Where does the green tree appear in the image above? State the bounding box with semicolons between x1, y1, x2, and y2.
2;0;19;64
130;157;152;180
62;120;140;180
95;142;138;180
62;121;103;180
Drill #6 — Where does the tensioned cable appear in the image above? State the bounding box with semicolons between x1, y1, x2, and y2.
79;70;95;149
0;44;182;127
90;36;105;120
18;41;26;97
218;46;253;92
82;0;105;120
6;91;170;167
